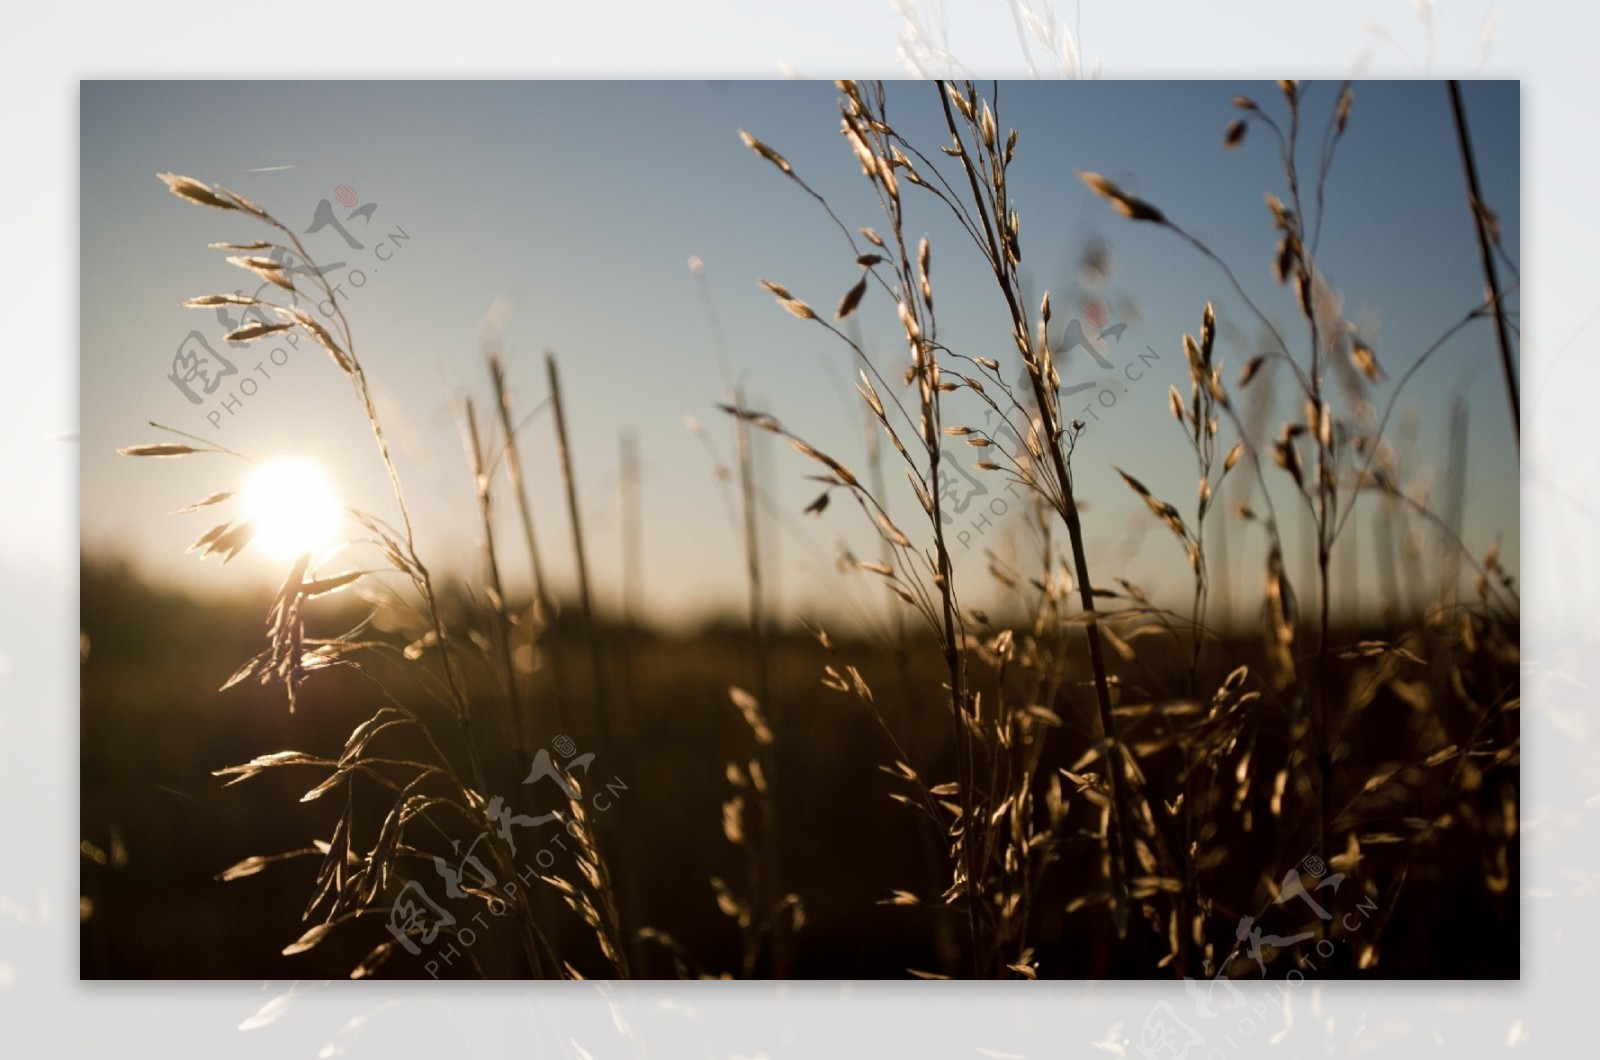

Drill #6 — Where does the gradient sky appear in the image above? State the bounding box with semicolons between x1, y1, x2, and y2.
80;80;1519;632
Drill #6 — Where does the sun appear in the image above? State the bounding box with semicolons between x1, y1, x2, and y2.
240;457;342;562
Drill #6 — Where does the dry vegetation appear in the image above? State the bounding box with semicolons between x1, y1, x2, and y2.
104;80;1517;979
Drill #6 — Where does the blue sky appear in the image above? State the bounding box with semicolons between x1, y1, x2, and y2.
80;80;1519;630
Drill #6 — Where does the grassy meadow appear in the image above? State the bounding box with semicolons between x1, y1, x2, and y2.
82;79;1519;980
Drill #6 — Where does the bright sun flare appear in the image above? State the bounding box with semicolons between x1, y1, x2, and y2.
241;457;341;562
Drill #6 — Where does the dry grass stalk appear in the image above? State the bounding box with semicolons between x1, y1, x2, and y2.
1446;80;1520;443
618;429;642;707
544;352;613;748
486;354;574;748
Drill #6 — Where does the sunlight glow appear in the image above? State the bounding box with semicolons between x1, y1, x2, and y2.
241;458;341;562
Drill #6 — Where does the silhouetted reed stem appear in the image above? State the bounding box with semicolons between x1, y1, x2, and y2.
464;398;529;770
619;429;642;708
1447;80;1520;446
545;352;613;749
488;356;569;724
732;385;789;978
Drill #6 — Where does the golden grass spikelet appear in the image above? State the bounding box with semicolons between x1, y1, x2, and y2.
979;100;997;150
158;172;237;211
836;276;868;319
1294;268;1314;318
224;321;294;343
218;186;270;218
226;255;295;292
1183;333;1203;382
717;403;782;434
875;512;912;548
877;154;900;198
1350;338;1384;382
300;572;362;599
728;686;774;745
1238;355;1265;387
282;922;333;957
840;117;876;177
918;236;932;306
192;520;253;563
738;129;792;174
183;293;260;308
785;436;858;486
1273;437;1304;489
1274;239;1295;285
1113;465;1153;500
285;307;354;376
944;81;974;122
858;373;886;422
119;443;199;457
1266;193;1289;226
1077;171;1166;224
897;300;921;343
172;490;233;513
759;279;815;319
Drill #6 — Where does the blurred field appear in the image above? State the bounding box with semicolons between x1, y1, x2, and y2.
80;557;1517;979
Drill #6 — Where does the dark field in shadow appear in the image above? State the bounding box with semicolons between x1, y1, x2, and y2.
81;559;1516;979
